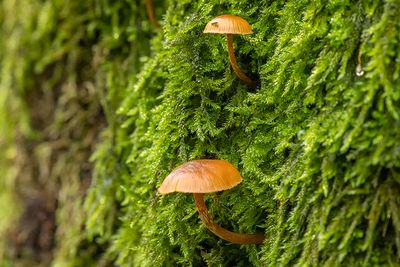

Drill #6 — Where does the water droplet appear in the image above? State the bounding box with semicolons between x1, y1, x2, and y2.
117;107;126;114
298;130;305;137
356;64;364;76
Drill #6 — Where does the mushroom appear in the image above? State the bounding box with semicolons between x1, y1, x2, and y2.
158;159;265;244
203;14;254;85
145;0;160;28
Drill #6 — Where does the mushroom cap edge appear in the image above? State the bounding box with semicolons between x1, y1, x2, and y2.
203;14;253;35
158;159;243;194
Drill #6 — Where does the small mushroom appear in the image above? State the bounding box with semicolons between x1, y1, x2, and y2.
158;159;265;244
145;0;160;28
204;14;254;85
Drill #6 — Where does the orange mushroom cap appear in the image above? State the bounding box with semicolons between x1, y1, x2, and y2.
203;14;253;35
158;160;243;194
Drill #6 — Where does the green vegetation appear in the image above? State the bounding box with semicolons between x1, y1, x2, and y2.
1;0;399;266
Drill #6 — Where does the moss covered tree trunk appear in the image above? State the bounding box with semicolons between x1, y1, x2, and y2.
1;0;400;266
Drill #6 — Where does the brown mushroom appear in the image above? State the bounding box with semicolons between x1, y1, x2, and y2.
203;14;254;85
158;159;265;244
145;0;160;28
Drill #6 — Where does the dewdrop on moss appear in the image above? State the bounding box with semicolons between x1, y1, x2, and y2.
356;63;364;76
356;49;364;76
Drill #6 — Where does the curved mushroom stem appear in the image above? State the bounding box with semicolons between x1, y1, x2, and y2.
226;34;254;85
193;193;265;244
145;0;160;28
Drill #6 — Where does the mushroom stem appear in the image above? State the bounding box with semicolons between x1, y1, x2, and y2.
193;193;265;244
145;0;160;28
226;34;254;85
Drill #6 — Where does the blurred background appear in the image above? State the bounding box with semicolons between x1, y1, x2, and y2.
0;0;155;265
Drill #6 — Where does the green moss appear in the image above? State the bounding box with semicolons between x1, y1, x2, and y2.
1;0;400;266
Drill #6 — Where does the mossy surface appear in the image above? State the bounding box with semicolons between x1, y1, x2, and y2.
1;0;400;266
